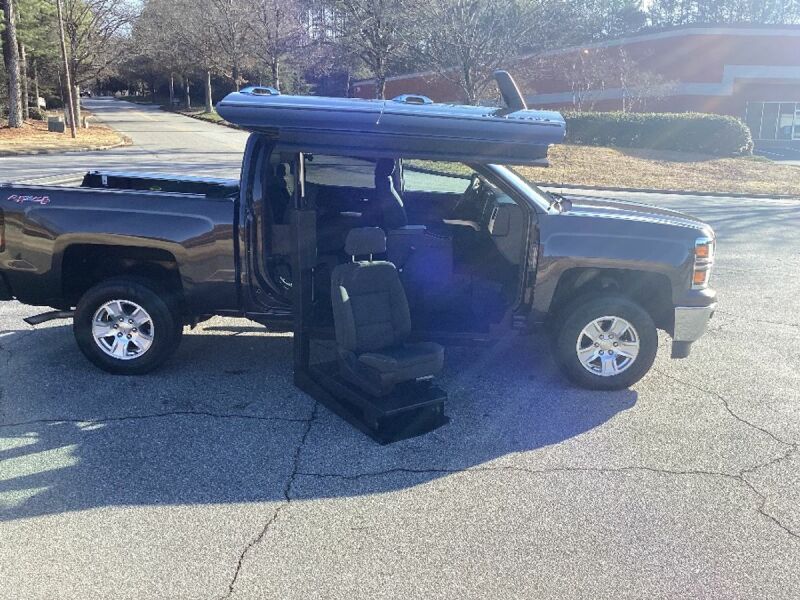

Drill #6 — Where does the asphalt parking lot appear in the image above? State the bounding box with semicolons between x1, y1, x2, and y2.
1;102;799;598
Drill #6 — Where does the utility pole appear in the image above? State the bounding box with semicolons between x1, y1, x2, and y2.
33;57;41;110
55;0;77;138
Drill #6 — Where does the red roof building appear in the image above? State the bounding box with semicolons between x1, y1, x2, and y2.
352;25;800;145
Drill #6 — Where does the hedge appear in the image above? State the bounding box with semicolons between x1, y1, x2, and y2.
44;95;64;109
28;107;47;121
564;111;753;156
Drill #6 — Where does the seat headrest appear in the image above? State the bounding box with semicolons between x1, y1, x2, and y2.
345;227;386;256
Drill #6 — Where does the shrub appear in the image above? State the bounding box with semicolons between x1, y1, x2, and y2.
28;107;47;121
44;95;64;109
564;111;753;156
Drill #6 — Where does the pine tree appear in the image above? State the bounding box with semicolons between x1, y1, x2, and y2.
2;0;24;127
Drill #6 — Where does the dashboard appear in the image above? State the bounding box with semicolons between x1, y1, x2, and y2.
445;176;526;265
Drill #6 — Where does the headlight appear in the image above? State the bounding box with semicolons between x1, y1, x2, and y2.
692;237;714;289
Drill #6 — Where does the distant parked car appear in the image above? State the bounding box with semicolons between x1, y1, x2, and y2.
80;90;92;98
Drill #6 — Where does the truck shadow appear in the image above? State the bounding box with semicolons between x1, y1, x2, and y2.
0;323;636;521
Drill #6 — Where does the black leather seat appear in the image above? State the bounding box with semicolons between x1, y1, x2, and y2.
267;164;291;224
331;227;445;396
365;159;408;230
366;160;455;308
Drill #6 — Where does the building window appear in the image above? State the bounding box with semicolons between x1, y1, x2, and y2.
746;101;800;141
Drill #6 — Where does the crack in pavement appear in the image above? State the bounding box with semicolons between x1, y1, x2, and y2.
221;402;319;600
0;410;311;429
655;368;800;539
287;371;800;545
654;368;797;448
296;462;800;544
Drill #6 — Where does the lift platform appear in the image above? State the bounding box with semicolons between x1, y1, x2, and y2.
290;209;449;444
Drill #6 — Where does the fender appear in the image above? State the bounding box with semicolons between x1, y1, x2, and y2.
533;212;701;315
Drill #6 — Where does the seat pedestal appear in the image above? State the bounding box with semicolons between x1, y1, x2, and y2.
296;361;448;444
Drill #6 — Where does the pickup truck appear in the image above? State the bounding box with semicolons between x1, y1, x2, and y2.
0;87;717;391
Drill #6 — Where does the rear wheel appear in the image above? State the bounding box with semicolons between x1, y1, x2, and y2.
554;295;658;390
73;277;183;375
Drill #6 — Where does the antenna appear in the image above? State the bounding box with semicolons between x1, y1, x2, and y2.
494;70;527;114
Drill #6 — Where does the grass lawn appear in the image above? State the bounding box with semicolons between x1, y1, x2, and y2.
0;117;126;154
411;144;800;196
532;144;800;196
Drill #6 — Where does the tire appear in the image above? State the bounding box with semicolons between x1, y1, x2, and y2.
554;294;658;391
73;277;183;375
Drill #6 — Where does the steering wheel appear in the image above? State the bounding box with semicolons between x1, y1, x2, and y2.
449;173;483;220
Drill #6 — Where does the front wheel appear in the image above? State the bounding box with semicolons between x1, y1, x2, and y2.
73;277;183;375
554;295;658;390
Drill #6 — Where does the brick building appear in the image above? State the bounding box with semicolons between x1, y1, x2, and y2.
352;25;800;145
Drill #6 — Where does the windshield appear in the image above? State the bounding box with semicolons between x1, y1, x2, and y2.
403;160;558;212
493;165;560;212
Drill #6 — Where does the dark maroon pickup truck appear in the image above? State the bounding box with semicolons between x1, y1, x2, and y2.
0;87;716;391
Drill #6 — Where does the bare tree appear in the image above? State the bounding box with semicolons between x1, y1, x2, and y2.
246;0;309;92
329;0;410;99
132;0;200;107
616;47;675;112
207;0;251;91
529;46;676;112
2;0;24;127
408;0;537;105
648;0;800;26
536;48;616;112
62;0;132;122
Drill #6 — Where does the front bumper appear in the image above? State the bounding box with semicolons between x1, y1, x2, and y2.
671;303;716;358
0;273;12;301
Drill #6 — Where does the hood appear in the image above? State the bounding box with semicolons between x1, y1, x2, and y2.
560;194;711;233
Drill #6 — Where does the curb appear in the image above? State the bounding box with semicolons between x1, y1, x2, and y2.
536;181;800;201
166;108;241;131
0;135;132;157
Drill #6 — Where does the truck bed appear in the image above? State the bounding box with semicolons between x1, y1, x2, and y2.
0;171;240;313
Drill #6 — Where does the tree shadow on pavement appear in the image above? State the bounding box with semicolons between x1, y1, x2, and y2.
0;323;636;521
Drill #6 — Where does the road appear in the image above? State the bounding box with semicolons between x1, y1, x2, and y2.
755;144;800;165
2;100;800;599
2;98;249;184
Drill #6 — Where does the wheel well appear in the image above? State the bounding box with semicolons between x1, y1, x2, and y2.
61;245;183;308
549;268;673;330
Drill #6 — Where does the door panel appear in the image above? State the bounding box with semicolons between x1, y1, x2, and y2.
402;190;463;225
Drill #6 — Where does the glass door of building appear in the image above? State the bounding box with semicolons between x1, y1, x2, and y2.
795;108;800;140
746;101;800;141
